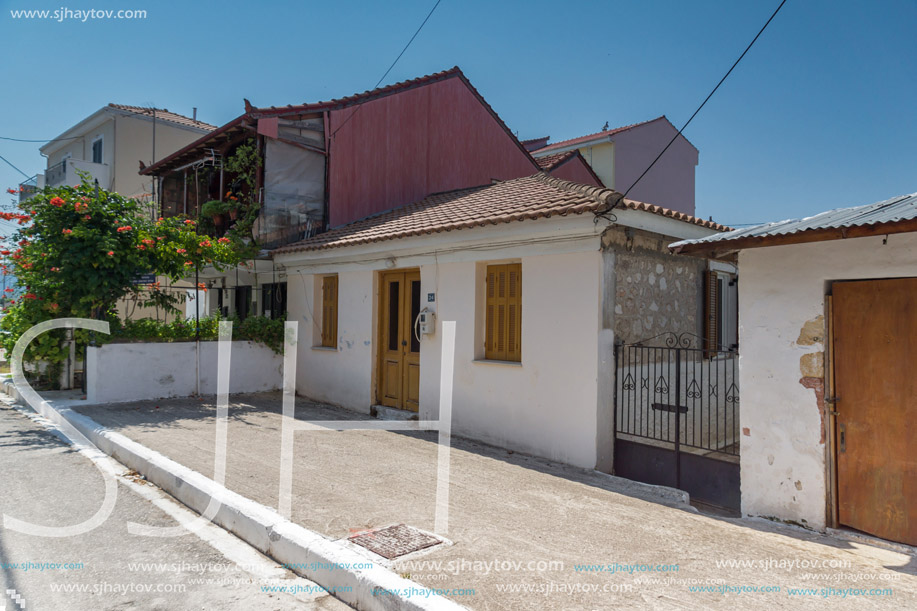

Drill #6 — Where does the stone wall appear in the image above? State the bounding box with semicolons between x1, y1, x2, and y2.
603;227;704;345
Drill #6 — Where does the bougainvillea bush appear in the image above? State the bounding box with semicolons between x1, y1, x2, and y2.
0;177;243;368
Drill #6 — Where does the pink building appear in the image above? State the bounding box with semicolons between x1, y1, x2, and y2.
528;117;699;215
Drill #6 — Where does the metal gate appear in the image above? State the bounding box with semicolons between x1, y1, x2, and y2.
613;332;740;511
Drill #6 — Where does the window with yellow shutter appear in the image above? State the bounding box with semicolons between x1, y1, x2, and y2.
321;275;338;348
484;263;522;362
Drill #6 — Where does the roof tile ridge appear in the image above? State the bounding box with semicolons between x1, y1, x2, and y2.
531;172;624;210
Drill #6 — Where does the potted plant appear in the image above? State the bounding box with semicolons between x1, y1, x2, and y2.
201;200;229;224
226;195;241;220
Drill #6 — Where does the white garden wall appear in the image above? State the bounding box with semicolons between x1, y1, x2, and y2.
738;232;917;530
86;341;283;404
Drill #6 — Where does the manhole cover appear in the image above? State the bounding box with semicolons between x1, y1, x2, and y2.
348;524;441;559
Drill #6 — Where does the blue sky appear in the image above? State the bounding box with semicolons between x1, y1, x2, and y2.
0;0;914;228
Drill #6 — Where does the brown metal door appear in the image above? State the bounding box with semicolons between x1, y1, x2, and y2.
833;278;917;545
377;270;421;411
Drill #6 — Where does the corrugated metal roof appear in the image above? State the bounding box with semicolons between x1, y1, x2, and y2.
671;192;917;251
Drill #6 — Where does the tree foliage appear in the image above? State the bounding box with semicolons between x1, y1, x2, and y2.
0;177;245;363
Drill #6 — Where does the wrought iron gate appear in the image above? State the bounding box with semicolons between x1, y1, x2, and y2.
613;332;740;511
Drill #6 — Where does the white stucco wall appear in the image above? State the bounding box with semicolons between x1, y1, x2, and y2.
286;245;604;468
738;232;917;530
287;270;376;412
86;340;283;404
417;250;603;468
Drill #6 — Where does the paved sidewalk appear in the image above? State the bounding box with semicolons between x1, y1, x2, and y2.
74;392;917;610
0;398;350;610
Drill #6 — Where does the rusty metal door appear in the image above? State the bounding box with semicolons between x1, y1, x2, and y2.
833;278;917;546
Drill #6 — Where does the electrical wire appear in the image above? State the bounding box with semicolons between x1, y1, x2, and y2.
0;135;84;144
0;153;32;179
330;0;444;141
620;0;788;201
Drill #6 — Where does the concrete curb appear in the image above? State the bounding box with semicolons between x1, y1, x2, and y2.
2;382;467;611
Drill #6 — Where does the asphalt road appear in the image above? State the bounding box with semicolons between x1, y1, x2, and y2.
0;401;350;611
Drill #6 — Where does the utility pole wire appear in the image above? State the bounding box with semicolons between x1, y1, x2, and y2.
330;0;444;140
621;0;788;200
0;154;32;180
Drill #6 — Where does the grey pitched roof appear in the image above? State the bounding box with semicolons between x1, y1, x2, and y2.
671;192;917;253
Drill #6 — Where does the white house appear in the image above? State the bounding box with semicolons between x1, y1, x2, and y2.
672;191;917;546
34;104;215;201
273;173;727;474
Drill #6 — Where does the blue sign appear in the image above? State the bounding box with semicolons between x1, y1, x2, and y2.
132;273;156;285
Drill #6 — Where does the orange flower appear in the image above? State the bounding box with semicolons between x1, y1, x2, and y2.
49;197;65;206
107;251;114;256
217;237;230;244
184;260;193;266
62;229;73;234
176;248;186;254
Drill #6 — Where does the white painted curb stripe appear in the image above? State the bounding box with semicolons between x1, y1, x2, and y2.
28;397;468;611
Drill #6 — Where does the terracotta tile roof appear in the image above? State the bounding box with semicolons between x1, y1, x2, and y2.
534;150;577;171
108;104;217;131
273;173;728;255
533;117;665;153
248;67;464;115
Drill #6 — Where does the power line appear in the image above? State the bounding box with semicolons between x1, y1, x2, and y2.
330;0;444;140
621;0;788;200
0;134;83;144
0;154;32;180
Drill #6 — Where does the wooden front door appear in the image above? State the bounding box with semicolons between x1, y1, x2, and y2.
833;278;917;545
378;270;421;411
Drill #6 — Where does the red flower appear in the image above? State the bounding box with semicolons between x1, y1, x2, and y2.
50;267;60;272
136;245;145;250
62;229;73;234
184;261;193;266
184;219;194;225
83;215;91;220
116;226;132;233
176;248;186;254
49;197;65;207
23;293;37;300
4;288;12;292
0;250;9;255
199;240;211;247
217;237;230;244
107;251;114;257
6;188;16;195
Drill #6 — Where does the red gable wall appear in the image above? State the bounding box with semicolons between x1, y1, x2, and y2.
549;156;604;187
326;76;538;227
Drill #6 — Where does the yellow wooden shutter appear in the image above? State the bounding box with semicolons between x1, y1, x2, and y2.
484;264;521;362
506;264;521;361
321;275;338;348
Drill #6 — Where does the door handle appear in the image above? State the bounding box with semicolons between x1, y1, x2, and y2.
401;340;407;346
838;423;846;453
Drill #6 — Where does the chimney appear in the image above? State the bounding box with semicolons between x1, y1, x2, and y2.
193;107;197;121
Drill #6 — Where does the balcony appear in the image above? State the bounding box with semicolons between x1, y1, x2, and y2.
45;158;111;190
17;174;44;203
